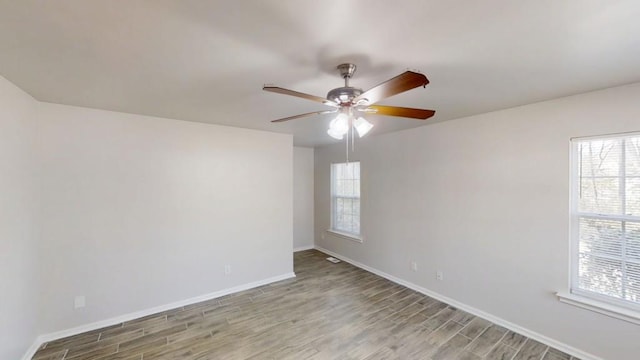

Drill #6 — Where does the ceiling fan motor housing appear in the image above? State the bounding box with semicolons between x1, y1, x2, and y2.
326;63;364;105
326;87;363;105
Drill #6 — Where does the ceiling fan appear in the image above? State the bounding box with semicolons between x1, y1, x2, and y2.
263;63;435;140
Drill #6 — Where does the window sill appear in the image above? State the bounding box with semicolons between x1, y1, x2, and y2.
326;229;363;243
556;291;640;325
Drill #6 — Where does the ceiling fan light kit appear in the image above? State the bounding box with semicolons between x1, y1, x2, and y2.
326;107;373;140
353;116;373;137
263;63;435;155
327;112;350;140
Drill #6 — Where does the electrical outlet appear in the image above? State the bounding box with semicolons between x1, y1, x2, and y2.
410;261;418;272
436;270;443;281
224;265;231;275
74;295;85;309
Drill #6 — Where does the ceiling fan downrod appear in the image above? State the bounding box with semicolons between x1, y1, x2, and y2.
337;63;357;87
327;64;364;105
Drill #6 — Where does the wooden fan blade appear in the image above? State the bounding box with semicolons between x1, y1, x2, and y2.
271;110;336;123
354;71;429;105
363;105;435;120
263;86;338;107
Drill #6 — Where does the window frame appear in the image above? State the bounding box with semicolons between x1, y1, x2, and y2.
328;161;362;242
560;132;640;324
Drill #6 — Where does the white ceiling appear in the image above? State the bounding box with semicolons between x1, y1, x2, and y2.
1;1;639;147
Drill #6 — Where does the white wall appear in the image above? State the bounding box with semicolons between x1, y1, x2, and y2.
0;77;39;359
293;147;314;251
0;74;295;356
36;103;293;333
315;83;640;360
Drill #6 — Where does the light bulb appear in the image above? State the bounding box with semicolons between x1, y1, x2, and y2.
327;128;344;140
329;113;349;134
353;117;373;137
327;113;350;140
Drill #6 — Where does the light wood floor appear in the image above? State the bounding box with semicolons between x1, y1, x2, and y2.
32;250;581;360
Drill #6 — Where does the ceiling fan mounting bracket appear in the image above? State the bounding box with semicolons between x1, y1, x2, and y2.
337;63;357;80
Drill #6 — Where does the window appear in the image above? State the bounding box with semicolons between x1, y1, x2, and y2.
569;133;640;315
330;161;361;239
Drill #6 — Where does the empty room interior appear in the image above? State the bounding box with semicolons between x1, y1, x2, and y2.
2;1;640;360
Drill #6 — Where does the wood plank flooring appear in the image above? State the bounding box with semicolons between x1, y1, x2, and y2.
32;250;581;360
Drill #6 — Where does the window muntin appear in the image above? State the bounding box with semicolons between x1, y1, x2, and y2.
571;134;640;310
331;162;361;237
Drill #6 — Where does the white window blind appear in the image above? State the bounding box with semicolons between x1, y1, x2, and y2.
331;162;361;237
571;133;640;311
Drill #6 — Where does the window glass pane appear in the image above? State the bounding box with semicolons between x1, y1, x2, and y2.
578;254;623;299
579;140;622;177
626;222;640;262
579;178;620;215
626;178;640;216
331;162;360;236
343;163;351;176
343;179;354;196
626;138;640;176
334;179;342;196
626;262;640;303
343;162;358;179
335;214;345;231
342;198;352;214
334;163;343;179
579;218;622;258
336;198;344;214
344;215;353;232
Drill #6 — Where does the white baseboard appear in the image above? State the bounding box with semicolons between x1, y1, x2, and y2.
24;272;295;358
20;339;41;360
314;246;601;360
293;245;315;252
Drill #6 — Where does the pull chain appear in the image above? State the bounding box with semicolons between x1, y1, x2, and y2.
343;114;358;164
345;120;349;164
352;119;355;152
